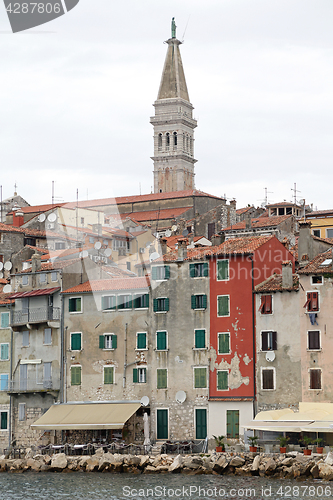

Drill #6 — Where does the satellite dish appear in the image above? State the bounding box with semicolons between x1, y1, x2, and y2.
182;229;189;237
105;248;112;257
266;351;276;362
82;250;89;258
4;262;12;271
141;396;150;407
149;252;160;262
145;242;151;248
47;213;57;223
165;230;172;237
94;241;102;250
38;213;46;222
3;284;12;293
171;225;177;232
78;252;82;259
0;272;3;279
176;390;186;404
0;262;3;271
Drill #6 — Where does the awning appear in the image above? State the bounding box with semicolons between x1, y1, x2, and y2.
243;420;313;433
301;422;333;433
8;287;60;299
31;401;141;430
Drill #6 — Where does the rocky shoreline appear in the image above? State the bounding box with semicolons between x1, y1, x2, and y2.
2;448;333;479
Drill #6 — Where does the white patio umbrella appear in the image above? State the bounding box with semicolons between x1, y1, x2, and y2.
143;412;151;446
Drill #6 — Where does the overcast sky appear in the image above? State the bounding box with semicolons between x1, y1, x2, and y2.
1;0;333;210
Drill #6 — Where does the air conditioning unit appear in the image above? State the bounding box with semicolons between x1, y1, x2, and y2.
139;247;145;254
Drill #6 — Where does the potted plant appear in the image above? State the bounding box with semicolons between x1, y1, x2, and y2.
314;438;324;454
248;435;259;452
277;436;289;454
301;436;313;455
213;435;225;453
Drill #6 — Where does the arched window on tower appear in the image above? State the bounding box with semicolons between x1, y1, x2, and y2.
166;133;170;151
158;133;162;151
186;135;190;153
173;132;177;149
190;137;193;156
183;133;186;152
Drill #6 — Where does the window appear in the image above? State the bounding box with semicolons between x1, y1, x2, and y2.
218;333;230;354
313;230;320;237
71;366;81;385
0;411;8;430
261;331;277;351
101;295;116;311
99;334;117;350
136;332;147;350
327;229;333;238
118;295;132;310
133;293;149;309
195;408;207;440
217;259;229;281
70;333;82;351
126;262;131;271
55;241;65;250
194;329;206;349
43;328;52;345
191;294;207;310
22;275;29;286
156;409;168;440
19;403;26;421
0;312;9;329
158;133;162;150
133;367;146;383
259;295;272;314
43;362;52;388
311;276;323;285
153;298;169;313
69;297;82;313
80;217;84;225
51;271;58;282
189;263;208;278
173;131;177;147
262;368;275;390
304;292;319;312
217;295;229;317
0;343;9;361
227;410;239;439
0;374;8;391
157;369;167;389
194;367;207;388
104;366;114;385
151;266;170;280
308;331;320;350
310;369;321;389
156;331;167;350
39;273;46;283
103;239;109;246
22;330;29;347
89;237;95;244
217;370;228;390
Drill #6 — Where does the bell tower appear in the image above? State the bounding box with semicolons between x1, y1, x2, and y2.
150;19;197;193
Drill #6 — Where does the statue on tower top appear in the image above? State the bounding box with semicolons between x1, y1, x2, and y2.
171;17;176;38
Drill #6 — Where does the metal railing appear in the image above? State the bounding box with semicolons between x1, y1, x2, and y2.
8;378;60;393
11;307;60;325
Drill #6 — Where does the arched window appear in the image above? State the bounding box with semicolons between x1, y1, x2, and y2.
190;137;193;156
166;133;170;150
173;132;177;147
186;135;189;152
158;133;162;151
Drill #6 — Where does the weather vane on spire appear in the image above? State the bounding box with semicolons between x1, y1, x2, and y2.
171;17;176;38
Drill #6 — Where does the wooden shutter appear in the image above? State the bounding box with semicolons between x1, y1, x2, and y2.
227;410;239;438
195;330;206;349
99;335;105;349
218;296;229;316
308;331;320;350
272;331;277;350
311;292;319;311
189;263;195;278
191;295;196;309
218;260;228;280
259;296;265;313
153;298;158;312
101;296;107;310
137;333;146;349
104;367;114;384
151;267;157;280
71;366;81;385
164;266;170;279
195;409;207;439
164;298;169;311
218;333;229;354
217;370;228;390
156;409;168;440
0;344;8;360
310;369;321;389
112;335;117;349
71;333;81;351
69;298;74;312
1;313;9;328
0;412;7;430
303;295;311;310
144;294;149;308
157;331;167;350
133;368;138;383
195;368;206;388
261;332;268;351
262;369;274;389
202;294;207;309
203;262;209;277
157;369;167;389
265;295;272;313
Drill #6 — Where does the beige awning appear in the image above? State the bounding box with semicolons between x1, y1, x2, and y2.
31;402;141;430
242;420;313;433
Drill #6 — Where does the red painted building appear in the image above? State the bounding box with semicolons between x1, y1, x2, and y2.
207;236;295;441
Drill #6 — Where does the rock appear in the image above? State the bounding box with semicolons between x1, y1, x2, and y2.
94;448;104;457
310;463;319;479
326;452;333;466
113;462;123;472
281;457;294;466
78;456;89;468
229;456;245;467
265;458;276;473
12;459;24;470
124;456;141;467
43;455;52;465
235;465;252;476
169;455;183;473
99;453;115;471
40;464;50;472
50;453;68;471
139;455;150;469
143;465;157;474
183;457;200;469
299;460;314;476
25;448;34;459
27;459;43;472
155;465;169;472
319;463;333;481
212;456;228;473
250;455;261;475
85;456;100;472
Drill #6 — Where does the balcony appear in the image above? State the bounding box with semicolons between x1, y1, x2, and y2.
11;307;61;326
7;378;60;394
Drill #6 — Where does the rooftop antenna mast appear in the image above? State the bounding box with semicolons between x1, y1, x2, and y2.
181;15;191;41
291;183;301;206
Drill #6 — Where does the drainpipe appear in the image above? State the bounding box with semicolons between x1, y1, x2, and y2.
9;324;13;452
60;294;65;403
123;323;128;388
250;256;256;418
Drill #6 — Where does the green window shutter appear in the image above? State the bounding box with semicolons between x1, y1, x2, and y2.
143;294;149;308
153;298;158;312
189;264;195;278
218;296;229;316
219;333;230;354
104;366;114;384
134;295;140;308
157;369;167;389
137;332;146;349
202;294;207;309
71;333;81;351
203;262;209;277
71;366;81;385
191;295;196;309
1;412;7;430
195;368;207;388
99;335;105;349
156;409;168;440
151;267;157;280
195;409;207;439
217;260;229;280
76;298;81;312
195;330;206;349
1;313;9;328
157;331;167;350
164;266;170;279
101;296;107;310
165;298;169;311
112;335;117;349
69;298;74;312
217;371;228;390
133;368;138;383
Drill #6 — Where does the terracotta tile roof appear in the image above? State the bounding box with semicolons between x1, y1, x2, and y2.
312;235;333;245
298;249;333;275
7;203;63;215
62;276;150;294
0;279;9;285
0;222;24;233
0;292;14;305
255;274;299;292
101;266;137;278
8;287;60;299
222;215;292;232
25;245;49;254
120;206;192;223
266;202;298;207
16;258;83;274
306;209;333;217
236;206;253;215
161;234;209;250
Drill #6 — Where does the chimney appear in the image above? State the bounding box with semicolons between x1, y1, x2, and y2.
229;199;237;209
12;208;24;227
177;237;188;261
31;253;42;273
245;214;251;230
298;220;313;263
282;261;293;289
160;237;168;255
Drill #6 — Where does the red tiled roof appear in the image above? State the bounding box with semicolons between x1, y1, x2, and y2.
62;276;150;294
101;266;137;278
7;203;63;215
222;215;292;232
120;206;192;223
0;279;8;285
8;287;60;299
236;207;253;215
0;222;24;233
16;258;83;274
255;274;299;292
306;209;333;217
266;202;301;208
0;292;14;305
298;249;333;275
